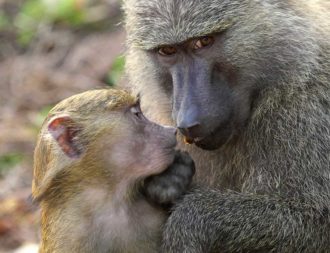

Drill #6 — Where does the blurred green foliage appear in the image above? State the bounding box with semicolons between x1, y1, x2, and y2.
15;0;88;45
105;55;125;86
0;153;23;176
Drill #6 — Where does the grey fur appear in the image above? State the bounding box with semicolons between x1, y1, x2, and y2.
124;0;330;252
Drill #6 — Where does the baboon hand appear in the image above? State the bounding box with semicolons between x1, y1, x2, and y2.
143;150;195;205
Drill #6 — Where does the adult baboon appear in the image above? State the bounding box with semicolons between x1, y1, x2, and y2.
124;0;330;252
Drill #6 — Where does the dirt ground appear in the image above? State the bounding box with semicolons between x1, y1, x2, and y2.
0;1;126;251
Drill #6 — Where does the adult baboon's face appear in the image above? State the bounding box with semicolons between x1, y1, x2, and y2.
125;0;313;150
149;32;257;150
155;35;234;150
124;1;261;150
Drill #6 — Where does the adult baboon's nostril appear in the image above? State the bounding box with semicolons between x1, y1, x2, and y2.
177;123;201;139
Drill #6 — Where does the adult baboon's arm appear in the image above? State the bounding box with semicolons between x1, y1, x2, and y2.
162;189;330;253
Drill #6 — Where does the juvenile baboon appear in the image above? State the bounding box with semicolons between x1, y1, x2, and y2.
32;89;195;253
124;0;330;252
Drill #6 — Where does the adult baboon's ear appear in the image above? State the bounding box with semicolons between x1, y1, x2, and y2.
48;115;82;158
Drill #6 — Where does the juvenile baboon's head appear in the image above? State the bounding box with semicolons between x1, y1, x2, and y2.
33;89;177;201
124;0;319;150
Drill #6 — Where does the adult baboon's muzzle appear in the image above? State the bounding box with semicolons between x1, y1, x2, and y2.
170;59;234;150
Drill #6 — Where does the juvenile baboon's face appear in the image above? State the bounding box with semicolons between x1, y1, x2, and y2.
100;102;177;180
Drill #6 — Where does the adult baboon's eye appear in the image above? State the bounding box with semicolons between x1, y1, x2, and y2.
193;36;214;50
158;46;177;56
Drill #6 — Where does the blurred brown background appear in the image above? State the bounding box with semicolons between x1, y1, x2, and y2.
0;0;125;251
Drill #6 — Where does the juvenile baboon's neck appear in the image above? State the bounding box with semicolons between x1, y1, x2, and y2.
40;185;165;253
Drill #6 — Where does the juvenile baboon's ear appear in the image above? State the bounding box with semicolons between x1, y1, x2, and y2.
48;115;82;158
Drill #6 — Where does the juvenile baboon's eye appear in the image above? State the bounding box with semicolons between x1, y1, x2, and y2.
130;105;143;119
158;46;177;56
193;36;214;50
